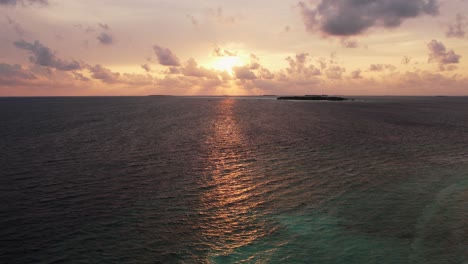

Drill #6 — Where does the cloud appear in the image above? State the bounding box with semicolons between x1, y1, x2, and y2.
186;14;198;26
212;47;237;57
98;23;110;30
285;53;321;78
0;0;48;6
325;65;346;79
401;56;412;65
369;64;396;72
72;72;90;82
0;63;37;84
340;39;360;48
350;69;362;79
88;64;120;83
446;13;467;38
97;32;114;45
233;66;257;80
298;0;439;36
86;64;153;86
13;39;83;71
427;40;461;69
207;7;236;24
141;64;151;72
74;24;95;34
6;16;26;36
153;45;180;66
181;58;219;79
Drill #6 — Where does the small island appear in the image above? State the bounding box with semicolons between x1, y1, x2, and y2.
277;95;347;101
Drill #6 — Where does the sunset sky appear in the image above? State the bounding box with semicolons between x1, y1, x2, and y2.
1;0;468;96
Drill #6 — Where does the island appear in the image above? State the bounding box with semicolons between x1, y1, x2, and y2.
277;95;347;101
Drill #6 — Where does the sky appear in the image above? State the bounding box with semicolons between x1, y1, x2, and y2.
1;0;468;96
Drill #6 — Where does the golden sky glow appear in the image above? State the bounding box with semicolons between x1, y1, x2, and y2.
1;0;468;96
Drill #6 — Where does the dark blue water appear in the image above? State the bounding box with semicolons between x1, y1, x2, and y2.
1;96;467;263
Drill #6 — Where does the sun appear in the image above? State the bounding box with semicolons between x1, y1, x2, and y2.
211;56;244;74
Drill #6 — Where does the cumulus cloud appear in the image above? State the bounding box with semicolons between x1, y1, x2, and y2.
446;13;467;38
0;0;48;6
13;39;83;71
285;53;321;78
299;0;439;36
233;66;257;80
85;64;154;86
326;65;346;79
153;45;180;66
88;64;120;83
181;58;219;79
427;40;461;69
97;32;114;45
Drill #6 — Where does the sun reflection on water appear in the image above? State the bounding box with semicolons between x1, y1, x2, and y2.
197;99;267;260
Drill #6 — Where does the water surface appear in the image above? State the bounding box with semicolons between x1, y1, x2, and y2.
1;96;467;263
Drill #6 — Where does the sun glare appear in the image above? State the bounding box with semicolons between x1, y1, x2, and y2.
211;56;243;74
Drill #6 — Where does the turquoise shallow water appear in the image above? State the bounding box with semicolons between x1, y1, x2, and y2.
1;96;467;263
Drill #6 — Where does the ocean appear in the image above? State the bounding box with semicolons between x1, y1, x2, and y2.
1;96;467;263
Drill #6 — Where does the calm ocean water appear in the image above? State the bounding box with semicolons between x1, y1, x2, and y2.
1;96;467;263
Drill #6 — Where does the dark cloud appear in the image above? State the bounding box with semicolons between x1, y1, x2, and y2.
153;45;180;66
88;64;120;83
446;13;467;38
427;40;461;68
13;39;83;71
299;0;439;36
97;32;114;45
0;63;37;82
0;0;48;6
72;72;90;82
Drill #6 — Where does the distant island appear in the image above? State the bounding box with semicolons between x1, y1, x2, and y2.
277;95;347;101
